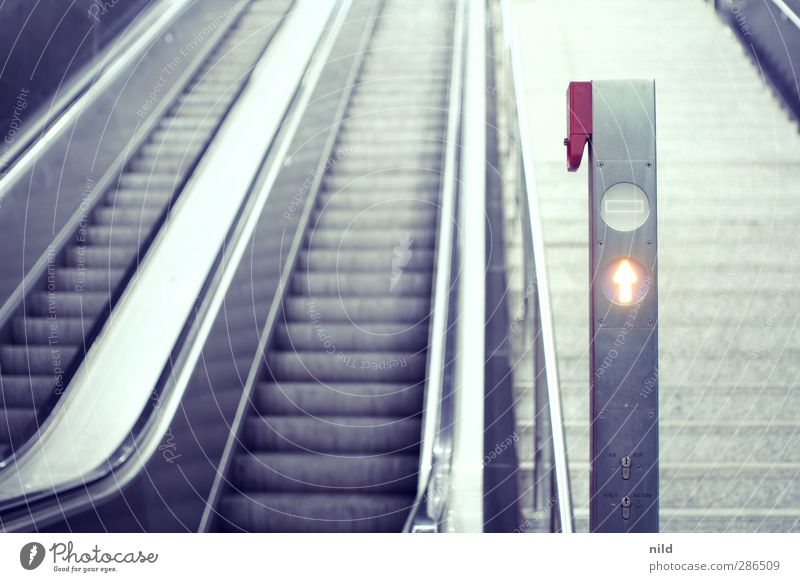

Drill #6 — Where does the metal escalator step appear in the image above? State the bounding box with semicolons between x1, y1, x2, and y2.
274;322;428;352
254;382;424;416
129;156;197;174
28;291;109;318
119;173;180;190
0;345;79;375
0;408;37;445
84;226;149;246
324;171;439;192
55;268;125;292
106;189;173;207
243;415;421;454
231;452;419;493
298;249;434;272
291;273;432;296
318;191;439;207
284;297;430;323
168;102;230;119
219;492;414;532
311;208;437;229
63;245;138;269
157;117;218;132
266;350;427;383
12;317;87;345
138;141;205;159
174;92;236;109
0;376;56;408
328;140;443;156
93;206;163;226
309;228;436;249
328;158;443;176
340;117;446;133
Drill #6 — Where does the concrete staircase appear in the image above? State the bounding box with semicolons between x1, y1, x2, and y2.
510;0;800;532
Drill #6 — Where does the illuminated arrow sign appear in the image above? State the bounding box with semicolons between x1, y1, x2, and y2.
612;259;638;304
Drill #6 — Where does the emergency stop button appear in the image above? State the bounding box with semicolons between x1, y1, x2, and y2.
565;81;592;171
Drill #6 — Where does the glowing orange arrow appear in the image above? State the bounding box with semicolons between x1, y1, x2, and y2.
612;259;638;304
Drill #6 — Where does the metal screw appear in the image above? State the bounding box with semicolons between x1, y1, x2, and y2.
598;319;604;325
597;161;604;168
647;319;653;326
646;161;653;167
563;138;569;146
597;240;604;246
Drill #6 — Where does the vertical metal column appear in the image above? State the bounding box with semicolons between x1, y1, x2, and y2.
566;79;659;533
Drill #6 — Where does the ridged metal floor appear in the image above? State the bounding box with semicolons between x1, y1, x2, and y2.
216;0;453;532
511;0;800;532
0;0;291;461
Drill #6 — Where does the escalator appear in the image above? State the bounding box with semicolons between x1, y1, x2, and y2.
0;0;292;462
212;0;454;532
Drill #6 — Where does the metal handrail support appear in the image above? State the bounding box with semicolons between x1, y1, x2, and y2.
498;0;574;533
403;0;465;533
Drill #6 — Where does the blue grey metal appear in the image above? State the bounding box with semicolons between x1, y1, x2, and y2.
588;79;659;533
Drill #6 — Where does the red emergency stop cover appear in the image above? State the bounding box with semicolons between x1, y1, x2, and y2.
565;81;592;171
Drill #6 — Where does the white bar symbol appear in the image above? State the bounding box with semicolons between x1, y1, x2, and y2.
605;199;644;214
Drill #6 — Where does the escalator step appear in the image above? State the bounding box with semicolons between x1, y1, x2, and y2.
94;207;163;226
0;408;37;445
254;382;424;416
318;191;439;208
0;376;56;408
311;208;437;229
106;189;173;207
274;322;428;351
84;226;149;247
308;228;436;249
119;173;180;190
12;317;87;345
284;296;430;323
243;415;421;454
291;272;432;296
55;268;125;292
298;249;434;272
231;452;419;493
28;292;109;318
324;171;439;192
219;492;414;532
0;345;79;375
129;156;197;174
63;246;138;269
266;350;426;382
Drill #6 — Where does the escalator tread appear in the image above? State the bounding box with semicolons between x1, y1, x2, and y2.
0;0;293;462
218;0;453;533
